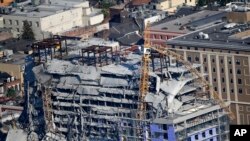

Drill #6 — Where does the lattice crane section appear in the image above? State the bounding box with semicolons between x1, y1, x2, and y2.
43;86;53;132
151;46;235;120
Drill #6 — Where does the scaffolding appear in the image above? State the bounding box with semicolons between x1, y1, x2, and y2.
81;45;114;66
42;82;53;132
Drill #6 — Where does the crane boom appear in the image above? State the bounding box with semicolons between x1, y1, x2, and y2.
151;45;235;120
136;24;151;140
137;25;151;120
137;23;235;141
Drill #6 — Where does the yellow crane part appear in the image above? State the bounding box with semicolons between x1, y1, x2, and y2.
151;45;235;120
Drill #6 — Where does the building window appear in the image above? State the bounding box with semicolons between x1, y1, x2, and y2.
243;59;248;66
231;79;234;83
214;87;217;91
3;19;5;24
16;28;19;32
195;47;198;50
247;88;250;95
15;20;18;25
239;106;243;111
247;107;250;112
164;133;168;139
228;59;232;64
202;132;206;138
187;56;192;62
204;58;207;62
238;79;242;84
197;67;200;72
195;56;199;62
209;129;213;135
223;88;226;92
231;89;234;93
9;19;12;25
221;59;224;64
222;77;225;83
230;69;232;74
247;115;250;124
240;114;245;124
213;68;216;72
212;58;215;63
237;69;241;74
36;21;39;27
195;134;198;140
214;78;217;82
204;67;207;72
236;59;240;65
239;88;243;94
187;47;190;50
221;68;224;73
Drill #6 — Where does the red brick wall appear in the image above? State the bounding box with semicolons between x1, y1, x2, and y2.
0;32;12;42
148;30;184;47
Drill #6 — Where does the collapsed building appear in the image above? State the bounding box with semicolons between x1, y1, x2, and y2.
21;36;231;141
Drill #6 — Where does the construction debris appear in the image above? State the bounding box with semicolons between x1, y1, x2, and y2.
22;37;230;140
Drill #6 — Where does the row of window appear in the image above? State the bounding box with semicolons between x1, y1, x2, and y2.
239;106;250;112
213;77;242;84
193;129;216;140
204;66;242;75
3;19;39;27
214;87;243;94
172;45;241;54
189;56;244;65
239;114;250;124
151;34;172;40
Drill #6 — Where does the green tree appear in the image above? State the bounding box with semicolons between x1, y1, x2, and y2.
220;0;232;6
6;88;16;98
99;0;115;18
197;0;207;7
21;20;35;40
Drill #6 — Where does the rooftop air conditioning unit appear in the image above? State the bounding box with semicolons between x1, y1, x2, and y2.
7;78;10;82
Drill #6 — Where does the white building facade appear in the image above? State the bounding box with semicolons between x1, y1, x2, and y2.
154;0;196;13
3;0;104;40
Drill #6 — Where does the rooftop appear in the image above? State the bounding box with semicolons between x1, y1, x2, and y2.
128;9;166;19
1;39;33;53
7;2;84;18
0;72;11;83
0;53;27;65
167;22;250;52
6;129;27;141
110;21;140;38
110;4;126;10
150;10;226;34
50;0;89;7
66;38;120;57
116;32;143;45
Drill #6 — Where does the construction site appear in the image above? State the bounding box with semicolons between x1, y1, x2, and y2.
3;22;232;141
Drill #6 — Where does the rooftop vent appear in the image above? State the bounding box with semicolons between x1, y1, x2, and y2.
174;22;182;26
198;32;209;39
224;23;237;29
162;27;168;30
